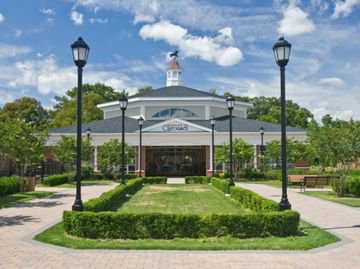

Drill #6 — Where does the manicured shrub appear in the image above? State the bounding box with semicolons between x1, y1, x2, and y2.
43;173;73;186
81;165;94;180
211;177;230;194
346;176;360;196
0;176;21;196
63;210;300;239
239;167;266;180
185;176;211;184
229;186;278;212
84;178;143;212
142;177;167;184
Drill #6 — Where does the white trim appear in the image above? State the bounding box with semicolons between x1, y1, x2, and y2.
142;118;212;133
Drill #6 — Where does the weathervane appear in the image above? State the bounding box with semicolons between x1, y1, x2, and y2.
169;50;178;58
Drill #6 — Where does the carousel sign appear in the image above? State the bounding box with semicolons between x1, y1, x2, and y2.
162;123;188;132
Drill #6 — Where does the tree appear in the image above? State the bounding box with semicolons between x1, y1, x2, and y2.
307;116;360;196
0;118;47;178
136;86;153;95
0;97;50;131
215;138;254;178
97;139;131;177
51;83;123;128
53;135;94;174
224;95;313;129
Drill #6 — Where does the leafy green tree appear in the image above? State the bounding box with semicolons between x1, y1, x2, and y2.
53;135;93;174
225;95;313;129
52;83;123;128
136;86;153;95
0;118;47;178
97;139;131;176
307;116;360;196
215;138;254;178
0;97;50;131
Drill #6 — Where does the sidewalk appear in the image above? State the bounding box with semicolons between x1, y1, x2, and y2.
0;183;359;269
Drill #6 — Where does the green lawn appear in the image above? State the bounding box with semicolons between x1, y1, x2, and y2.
302;191;360;207
117;184;248;215
238;179;301;189
0;191;54;208
34;221;340;250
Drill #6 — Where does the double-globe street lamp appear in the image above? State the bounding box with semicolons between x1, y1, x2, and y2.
259;126;265;169
210;116;216;176
138;116;144;177
226;96;235;186
273;37;292;210
119;95;128;184
71;37;90;211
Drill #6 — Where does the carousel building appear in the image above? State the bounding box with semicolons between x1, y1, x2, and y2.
48;56;306;176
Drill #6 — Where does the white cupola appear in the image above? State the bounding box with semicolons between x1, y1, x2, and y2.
166;51;183;86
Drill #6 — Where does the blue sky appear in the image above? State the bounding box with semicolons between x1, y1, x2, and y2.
0;0;359;121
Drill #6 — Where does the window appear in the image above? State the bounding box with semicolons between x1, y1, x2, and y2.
152;108;198;118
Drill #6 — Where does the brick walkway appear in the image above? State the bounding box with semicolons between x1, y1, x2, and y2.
0;183;359;269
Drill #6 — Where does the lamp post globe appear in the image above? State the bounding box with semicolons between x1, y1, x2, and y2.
273;37;292;211
71;37;90;212
210;116;216;177
226;96;235;186
86;127;91;139
138;116;144;177
119;95;128;184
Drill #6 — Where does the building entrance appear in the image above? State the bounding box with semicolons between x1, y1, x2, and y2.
145;146;206;176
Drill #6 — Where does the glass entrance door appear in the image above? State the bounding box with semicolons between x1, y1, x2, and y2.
146;146;205;176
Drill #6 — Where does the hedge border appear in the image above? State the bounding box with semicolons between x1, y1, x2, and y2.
63;177;300;239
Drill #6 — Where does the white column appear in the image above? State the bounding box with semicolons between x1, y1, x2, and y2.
94;146;99;171
253;144;257;169
205;105;210;120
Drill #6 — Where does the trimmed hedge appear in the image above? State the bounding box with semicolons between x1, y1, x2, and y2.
347;176;360;196
0;176;21;196
211;177;230;194
185;176;211;184
63;210;300;239
43;173;73;186
142;176;167;184
63;175;300;240
84;178;143;212
230;187;278;211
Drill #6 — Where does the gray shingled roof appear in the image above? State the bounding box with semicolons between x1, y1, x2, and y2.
130;86;225;99
51;116;305;134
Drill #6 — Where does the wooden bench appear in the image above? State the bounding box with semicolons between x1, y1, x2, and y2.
288;175;307;184
303;176;330;191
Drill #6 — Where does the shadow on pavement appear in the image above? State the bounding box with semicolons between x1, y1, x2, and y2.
48;193;74;199
0;215;41;227
13;201;64;208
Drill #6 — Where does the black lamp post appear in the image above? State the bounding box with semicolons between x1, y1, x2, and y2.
273;37;292;211
259;126;265;156
210;116;216;176
71;37;89;211
138;116;144;177
86;127;91;139
119;95;128;184
226;96;235;186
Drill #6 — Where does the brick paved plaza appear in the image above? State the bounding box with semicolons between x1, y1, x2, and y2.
0;183;359;269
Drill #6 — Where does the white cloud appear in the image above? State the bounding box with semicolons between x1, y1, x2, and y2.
39;8;56;16
140;21;243;66
0;13;5;23
139;21;187;45
89;18;108;24
133;14;155;24
278;4;316;36
71;10;84;25
0;43;32;59
332;0;360;19
318;77;345;86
